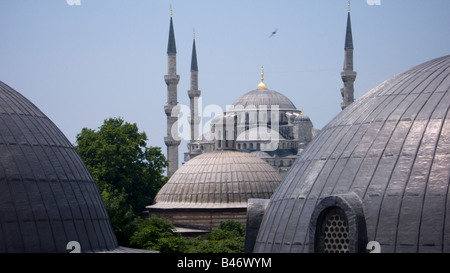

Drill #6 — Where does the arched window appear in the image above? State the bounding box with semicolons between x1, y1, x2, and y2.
315;207;349;253
309;193;367;253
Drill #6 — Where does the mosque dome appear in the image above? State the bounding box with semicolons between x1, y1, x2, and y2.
0;81;118;253
237;126;285;142
150;150;282;209
293;111;311;123
253;55;450;253
232;89;297;111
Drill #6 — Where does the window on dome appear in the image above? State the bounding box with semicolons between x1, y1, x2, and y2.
315;207;349;253
308;193;368;253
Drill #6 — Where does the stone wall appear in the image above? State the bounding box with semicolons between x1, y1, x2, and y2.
147;208;247;231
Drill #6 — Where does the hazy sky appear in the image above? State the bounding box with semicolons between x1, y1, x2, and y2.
0;0;449;167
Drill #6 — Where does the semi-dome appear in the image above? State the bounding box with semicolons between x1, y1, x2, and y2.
150;150;282;209
232;89;297;111
0;81;118;253
293;111;311;123
237;126;285;142
253;55;450;253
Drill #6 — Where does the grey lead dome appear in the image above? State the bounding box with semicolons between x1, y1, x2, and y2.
253;55;450;253
232;89;297;111
0;81;118;253
150;150;282;209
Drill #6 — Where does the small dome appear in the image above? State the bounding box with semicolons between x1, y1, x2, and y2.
254;55;450;253
232;89;297;111
149;150;282;209
237;126;285;142
293;111;311;123
0;81;117;253
257;81;268;90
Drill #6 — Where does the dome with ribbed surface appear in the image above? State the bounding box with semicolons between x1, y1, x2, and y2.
254;55;450;253
232;89;297;111
150;150;282;209
0;81;118;253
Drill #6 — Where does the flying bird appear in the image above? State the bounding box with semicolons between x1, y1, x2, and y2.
269;28;278;38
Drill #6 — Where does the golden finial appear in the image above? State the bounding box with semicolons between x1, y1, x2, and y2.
170;5;173;17
197;137;201;149
257;66;268;90
193;28;196;40
348;1;350;12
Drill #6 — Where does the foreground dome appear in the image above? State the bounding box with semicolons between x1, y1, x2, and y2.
0;81;118;253
254;55;450;253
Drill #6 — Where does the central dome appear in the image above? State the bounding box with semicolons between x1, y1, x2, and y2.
232;89;297;111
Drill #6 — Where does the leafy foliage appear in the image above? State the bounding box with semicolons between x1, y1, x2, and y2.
129;217;245;253
75;117;167;214
186;220;245;253
74;117;168;245
129;216;187;253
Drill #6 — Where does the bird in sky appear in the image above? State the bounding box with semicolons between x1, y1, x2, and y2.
269;28;278;38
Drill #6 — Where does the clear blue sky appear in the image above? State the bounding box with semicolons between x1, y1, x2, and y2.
0;0;449;166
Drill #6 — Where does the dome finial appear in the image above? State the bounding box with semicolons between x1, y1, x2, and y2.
257;66;268;90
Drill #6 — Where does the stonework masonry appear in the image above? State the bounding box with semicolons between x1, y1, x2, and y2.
164;16;180;177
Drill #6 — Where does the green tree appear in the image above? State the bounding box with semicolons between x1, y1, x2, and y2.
187;220;245;253
100;186;135;245
75;117;168;245
75;117;167;214
128;216;245;253
129;216;187;253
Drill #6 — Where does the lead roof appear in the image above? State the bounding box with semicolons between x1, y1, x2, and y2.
0;81;118;253
148;150;282;209
254;55;450;253
232;89;298;111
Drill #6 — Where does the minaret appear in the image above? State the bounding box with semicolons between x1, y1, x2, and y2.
164;9;181;177
340;1;357;110
188;31;201;147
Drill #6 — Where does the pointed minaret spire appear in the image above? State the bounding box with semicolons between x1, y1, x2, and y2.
340;1;357;110
188;30;201;149
191;30;198;73
167;9;177;55
345;1;354;50
164;8;181;177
